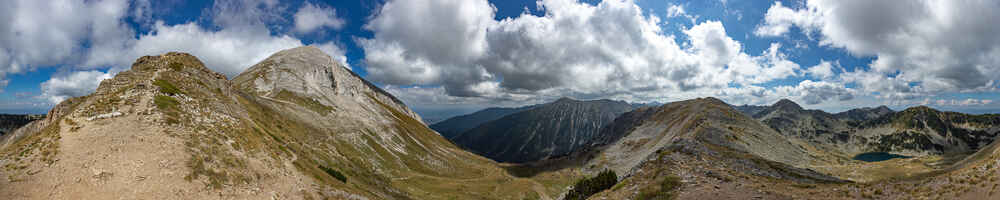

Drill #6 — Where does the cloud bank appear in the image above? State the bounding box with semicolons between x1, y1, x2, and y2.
362;0;835;107
757;0;1000;97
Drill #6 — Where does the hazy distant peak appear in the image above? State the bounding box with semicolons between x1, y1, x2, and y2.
772;99;803;111
554;97;577;103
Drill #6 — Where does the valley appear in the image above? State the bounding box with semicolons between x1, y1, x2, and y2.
0;47;997;199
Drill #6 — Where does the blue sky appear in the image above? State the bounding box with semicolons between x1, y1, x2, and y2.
1;0;998;120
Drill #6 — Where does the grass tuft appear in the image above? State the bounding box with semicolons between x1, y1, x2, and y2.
154;95;180;110
274;90;333;115
168;62;184;71
153;79;183;95
636;174;681;200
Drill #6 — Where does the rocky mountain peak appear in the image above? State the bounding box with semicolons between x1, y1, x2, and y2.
907;105;935;112
772;99;804;111
233;46;340;96
873;105;893;114
554;97;577;103
696;97;728;106
233;46;421;121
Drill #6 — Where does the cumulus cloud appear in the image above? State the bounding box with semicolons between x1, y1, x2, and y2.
0;0;133;79
365;0;806;106
666;4;697;23
293;2;345;34
806;60;836;80
685;21;741;67
758;0;1000;97
754;1;821;37
791;80;855;104
39;70;114;104
666;4;686;17
359;0;494;95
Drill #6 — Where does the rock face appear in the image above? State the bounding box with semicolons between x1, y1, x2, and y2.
0;47;567;200
232;46;420;121
451;98;635;163
430;104;537;139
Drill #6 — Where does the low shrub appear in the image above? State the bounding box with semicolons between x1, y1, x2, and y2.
565;169;617;200
153;79;183;95
154;95;179;110
636;174;681;200
318;165;347;183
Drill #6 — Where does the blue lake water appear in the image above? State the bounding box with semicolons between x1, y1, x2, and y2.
853;152;911;162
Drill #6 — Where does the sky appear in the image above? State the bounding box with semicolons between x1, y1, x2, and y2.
1;0;998;121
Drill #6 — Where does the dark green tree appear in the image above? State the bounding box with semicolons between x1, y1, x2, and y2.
564;169;618;200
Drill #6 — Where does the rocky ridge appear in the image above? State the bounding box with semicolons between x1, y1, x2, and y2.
584;97;828;176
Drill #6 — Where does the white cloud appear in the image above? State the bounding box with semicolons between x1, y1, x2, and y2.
793;80;855;104
0;0;133;79
39;70;113;104
666;4;697;23
758;0;1000;97
754;1;821;37
806;60;835;80
666;4;686;18
685;21;741;67
293;2;345;34
123;21;305;77
360;0;495;95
